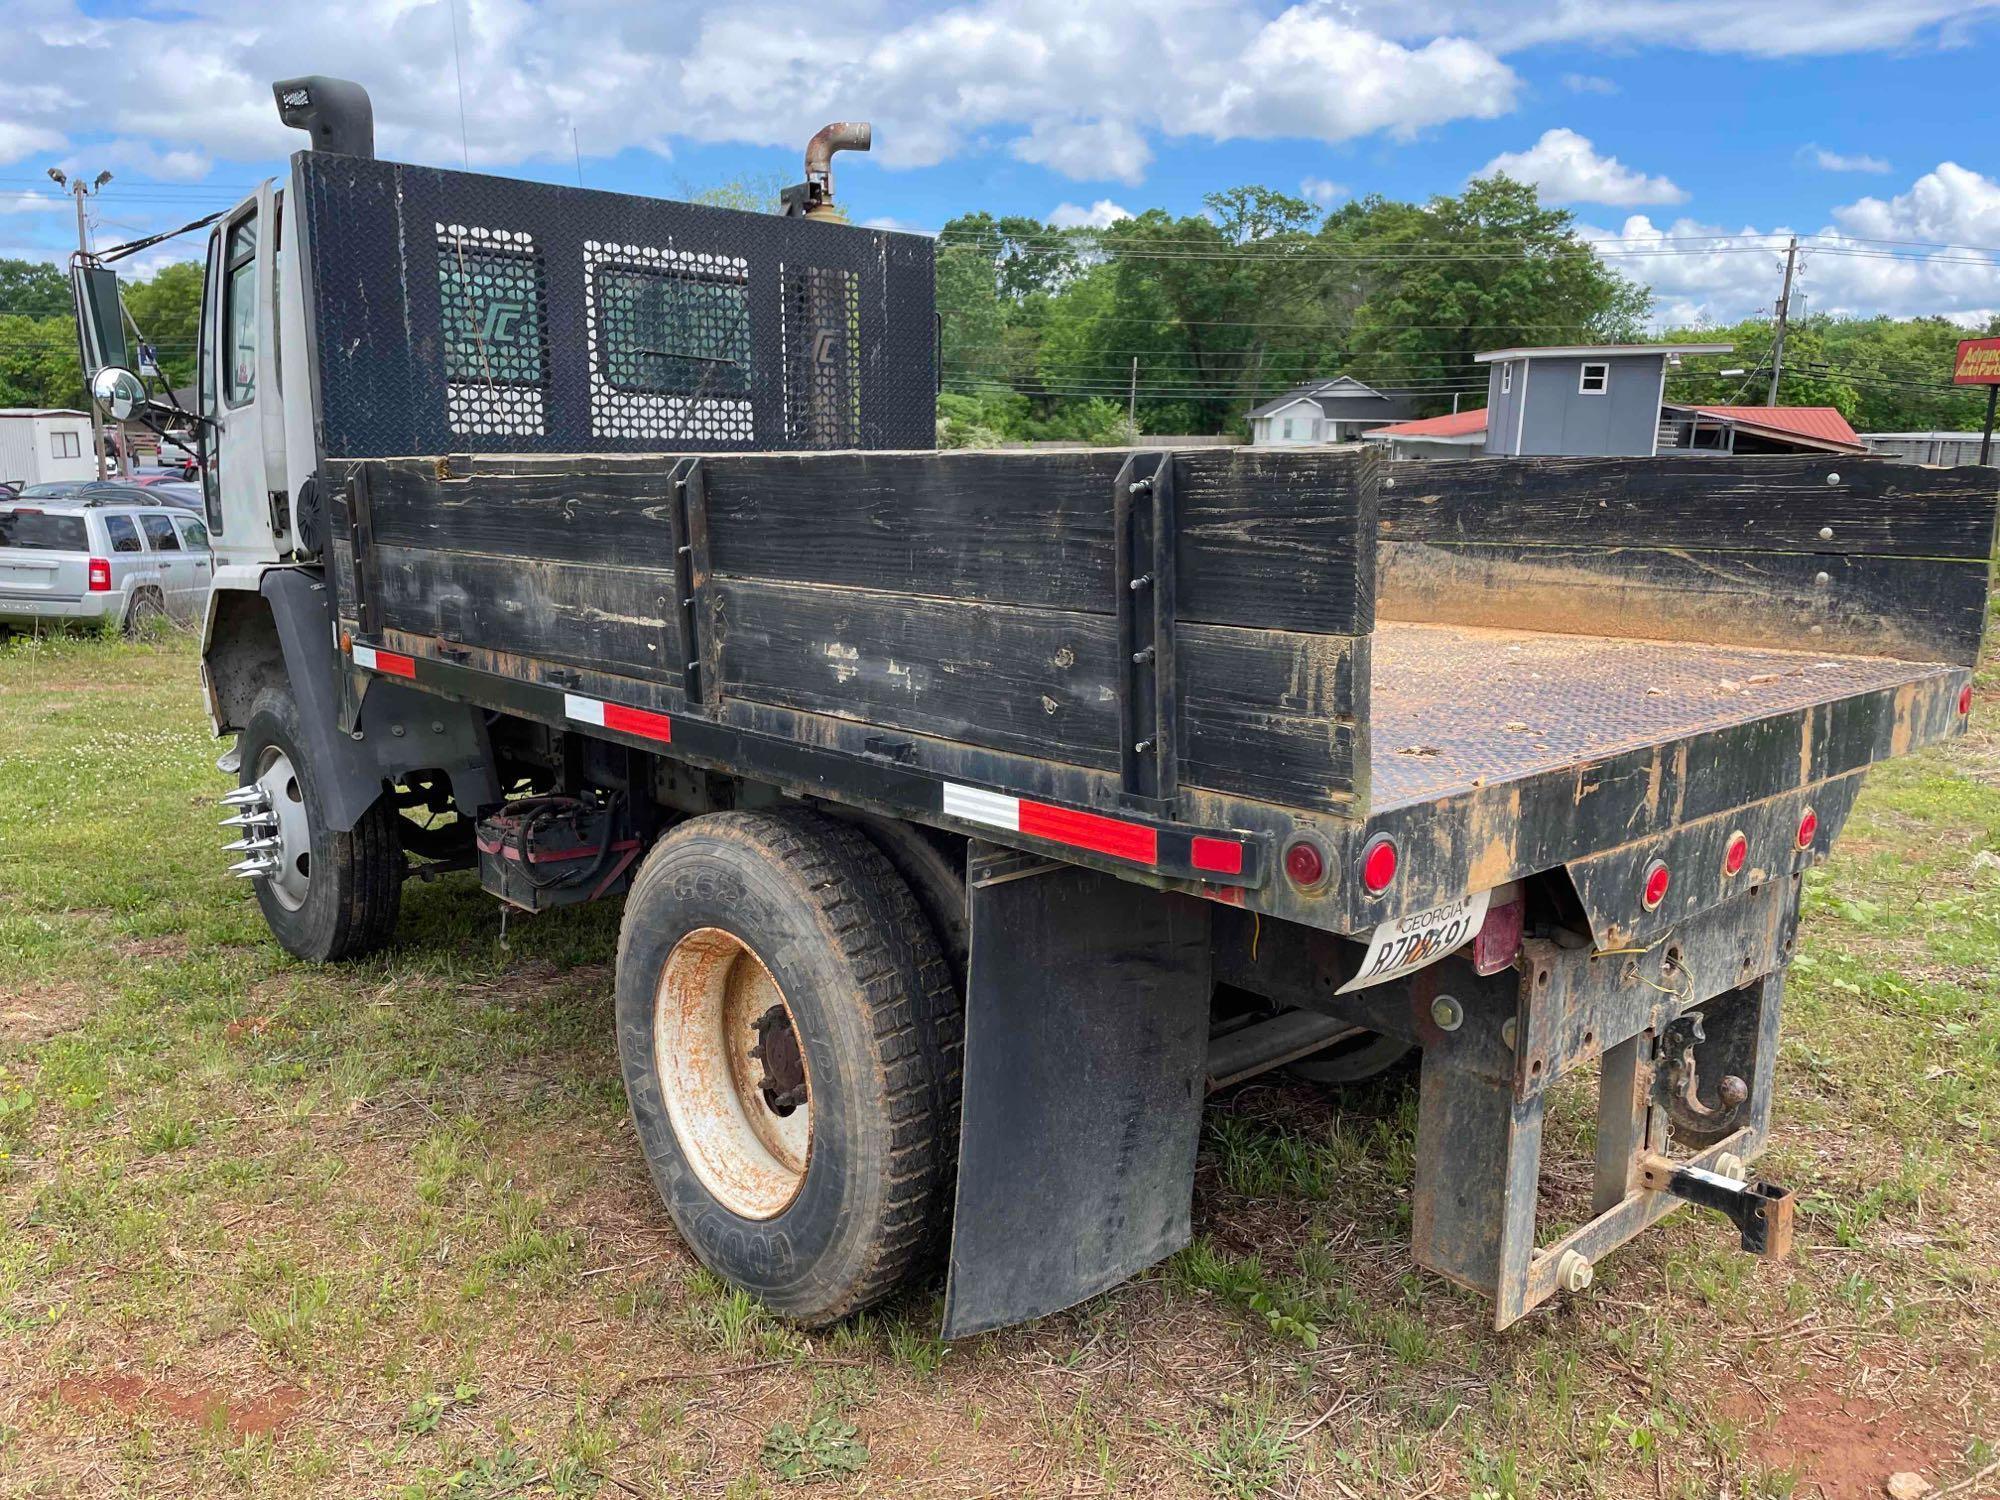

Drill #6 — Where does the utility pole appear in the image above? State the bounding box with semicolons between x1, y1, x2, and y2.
1127;357;1138;443
1766;236;1798;407
48;166;115;478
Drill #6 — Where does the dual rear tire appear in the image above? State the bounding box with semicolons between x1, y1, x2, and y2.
615;810;963;1324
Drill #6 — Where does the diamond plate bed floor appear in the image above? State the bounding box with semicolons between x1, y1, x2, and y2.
1368;622;1954;809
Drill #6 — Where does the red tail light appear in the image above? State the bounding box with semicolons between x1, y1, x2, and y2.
1641;859;1671;911
1796;807;1818;850
1360;835;1399;896
1722;831;1748;878
87;558;111;591
1282;839;1325;889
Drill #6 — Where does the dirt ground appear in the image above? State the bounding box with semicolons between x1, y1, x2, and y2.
1;626;1996;1499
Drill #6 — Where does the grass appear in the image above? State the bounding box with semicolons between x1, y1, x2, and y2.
0;620;1997;1497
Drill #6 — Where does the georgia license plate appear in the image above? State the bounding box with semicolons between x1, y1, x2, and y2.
1336;890;1491;994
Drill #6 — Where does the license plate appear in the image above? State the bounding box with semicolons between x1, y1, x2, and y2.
1336;890;1491;994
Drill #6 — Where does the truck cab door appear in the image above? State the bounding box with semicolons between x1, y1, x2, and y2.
205;182;288;563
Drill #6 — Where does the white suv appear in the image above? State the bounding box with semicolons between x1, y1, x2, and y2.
0;486;212;632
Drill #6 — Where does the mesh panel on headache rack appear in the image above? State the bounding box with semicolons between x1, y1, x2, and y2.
294;153;936;458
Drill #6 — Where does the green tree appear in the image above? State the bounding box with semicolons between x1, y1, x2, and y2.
0;260;70;320
0;313;84;409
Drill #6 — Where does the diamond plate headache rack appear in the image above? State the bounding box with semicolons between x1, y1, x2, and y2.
293;153;937;459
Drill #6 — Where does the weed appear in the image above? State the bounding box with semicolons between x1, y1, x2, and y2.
759;1411;868;1482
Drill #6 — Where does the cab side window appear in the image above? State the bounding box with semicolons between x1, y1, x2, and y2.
223;213;258;406
140;513;182;552
199;230;222;532
103;515;143;553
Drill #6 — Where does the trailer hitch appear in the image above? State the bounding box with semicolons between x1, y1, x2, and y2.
1638;1153;1794;1259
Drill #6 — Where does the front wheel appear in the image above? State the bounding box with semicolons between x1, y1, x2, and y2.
234;684;404;962
615;810;962;1324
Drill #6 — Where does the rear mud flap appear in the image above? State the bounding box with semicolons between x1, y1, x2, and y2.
941;844;1211;1339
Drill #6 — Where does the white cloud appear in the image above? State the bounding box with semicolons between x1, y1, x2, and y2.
0;191;68;216
0;0;1520;189
1011;118;1152;185
862;215;937;237
1048;199;1132;230
1300;176;1348;207
1584;162;2000;325
1806;145;1891;173
1562;72;1618;93
1479;128;1685;206
1341;0;2000;58
0;120;65;165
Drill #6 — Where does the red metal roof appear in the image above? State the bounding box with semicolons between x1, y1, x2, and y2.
1676;405;1865;452
1369;408;1489;439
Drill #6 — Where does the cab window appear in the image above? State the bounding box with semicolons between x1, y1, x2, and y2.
140;513;182;552
223;213;258;405
103;515;143;553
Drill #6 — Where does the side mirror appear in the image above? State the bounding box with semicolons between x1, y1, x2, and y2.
92;366;145;421
70;262;132;380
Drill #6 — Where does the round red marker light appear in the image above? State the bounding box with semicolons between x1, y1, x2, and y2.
1360;835;1399;896
1641;859;1671;911
1796;807;1818;850
1960;684;1975;716
1283;839;1325;889
1722;831;1748;878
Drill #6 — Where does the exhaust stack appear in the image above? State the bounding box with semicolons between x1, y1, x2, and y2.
273;76;375;160
781;122;872;222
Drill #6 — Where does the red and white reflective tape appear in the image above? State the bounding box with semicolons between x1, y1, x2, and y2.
350;643;416;678
942;781;1159;865
563;691;673;744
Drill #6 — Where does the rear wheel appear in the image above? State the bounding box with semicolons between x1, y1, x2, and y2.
235;684;404;962
122;587;164;636
615;810;962;1323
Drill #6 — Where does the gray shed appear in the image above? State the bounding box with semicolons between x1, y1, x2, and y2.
1476;344;1732;458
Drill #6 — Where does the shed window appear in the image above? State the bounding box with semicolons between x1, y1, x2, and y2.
50;429;81;460
1500;363;1513;395
1579;362;1610;395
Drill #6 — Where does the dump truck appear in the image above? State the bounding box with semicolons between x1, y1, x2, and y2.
74;77;1997;1338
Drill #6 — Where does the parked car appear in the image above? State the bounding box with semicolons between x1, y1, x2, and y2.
0;491;212;633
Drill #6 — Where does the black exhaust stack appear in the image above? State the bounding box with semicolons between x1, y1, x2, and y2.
273;76;375;159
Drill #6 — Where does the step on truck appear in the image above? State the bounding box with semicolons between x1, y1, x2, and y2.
75;77;1998;1337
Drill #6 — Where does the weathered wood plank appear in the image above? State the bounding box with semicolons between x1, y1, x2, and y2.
1377;539;1989;664
713;577;1123;768
1178;623;1363;811
359;462;679;569
371;543;685;685
1381;455;1998;559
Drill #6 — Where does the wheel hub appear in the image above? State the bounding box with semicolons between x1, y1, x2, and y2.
219;746;311;910
654;928;813;1220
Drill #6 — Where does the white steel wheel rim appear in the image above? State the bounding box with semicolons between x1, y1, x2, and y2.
252;745;312;911
654;927;813;1220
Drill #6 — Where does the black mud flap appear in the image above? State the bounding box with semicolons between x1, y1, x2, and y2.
941;844;1211;1339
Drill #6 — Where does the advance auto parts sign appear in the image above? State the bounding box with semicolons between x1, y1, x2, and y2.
1952;337;2000;385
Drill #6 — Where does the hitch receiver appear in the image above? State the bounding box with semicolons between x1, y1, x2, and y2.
1639;1154;1795;1259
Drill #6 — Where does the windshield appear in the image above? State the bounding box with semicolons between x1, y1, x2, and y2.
0;508;88;551
18;482;84;498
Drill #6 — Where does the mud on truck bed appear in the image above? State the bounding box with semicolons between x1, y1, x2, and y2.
141;136;1997;1338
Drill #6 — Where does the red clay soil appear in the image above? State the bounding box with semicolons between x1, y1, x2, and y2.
1720;1380;1960;1499
49;1373;306;1440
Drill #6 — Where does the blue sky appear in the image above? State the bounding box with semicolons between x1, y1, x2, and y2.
4;0;1999;325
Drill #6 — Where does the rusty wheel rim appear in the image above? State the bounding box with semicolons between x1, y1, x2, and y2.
654;927;812;1220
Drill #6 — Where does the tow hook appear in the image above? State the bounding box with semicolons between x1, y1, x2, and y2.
1638;1152;1795;1259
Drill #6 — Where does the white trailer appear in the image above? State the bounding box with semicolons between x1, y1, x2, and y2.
0;409;96;487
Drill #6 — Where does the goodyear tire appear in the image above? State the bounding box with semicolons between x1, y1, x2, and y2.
238;684;404;962
615;809;962;1323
